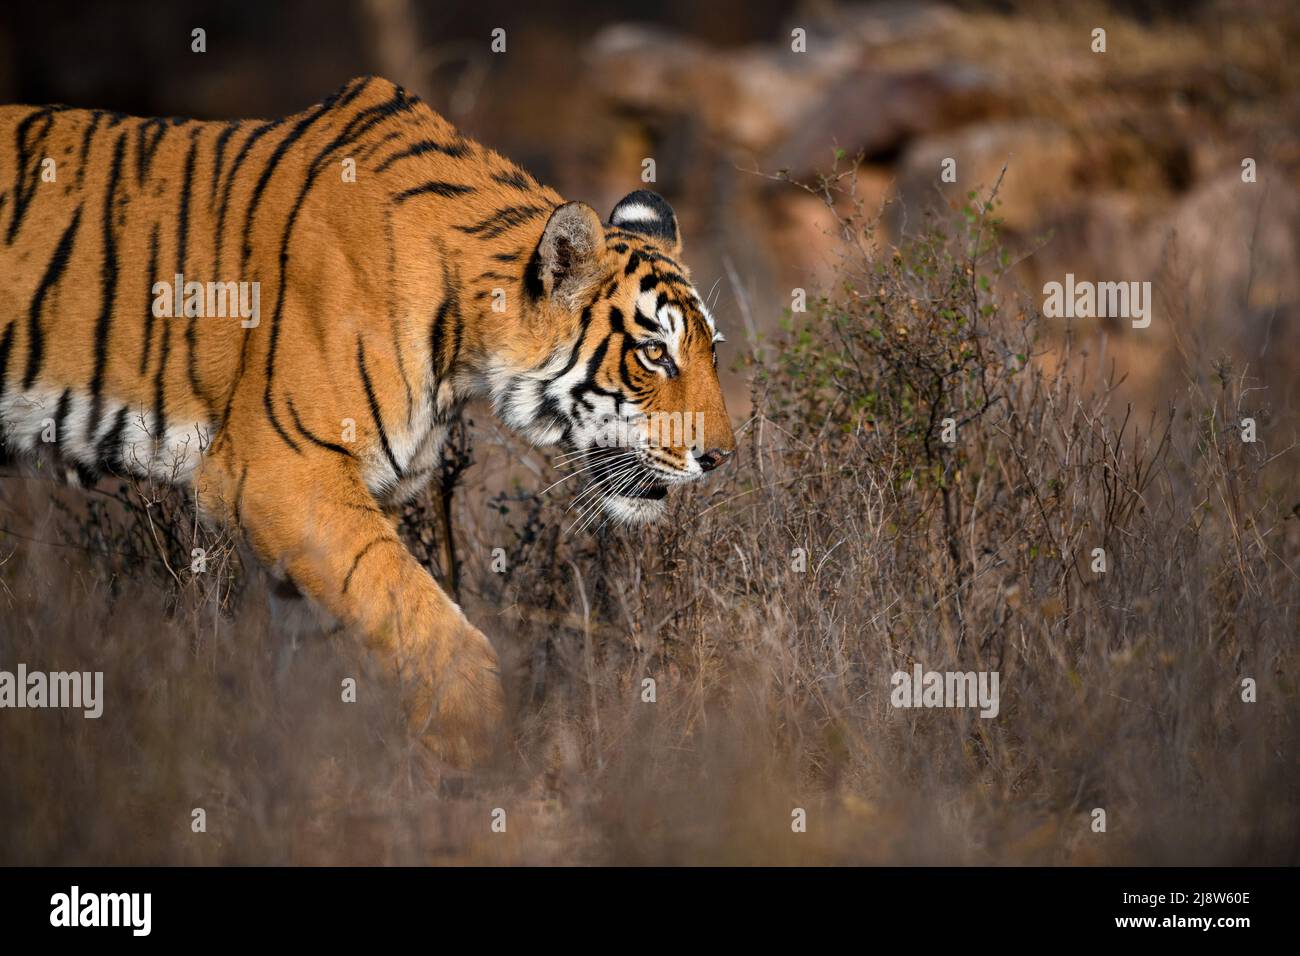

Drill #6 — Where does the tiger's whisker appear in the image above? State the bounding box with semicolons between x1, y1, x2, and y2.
565;462;639;516
593;470;657;535
580;466;651;535
567;463;643;534
538;451;639;497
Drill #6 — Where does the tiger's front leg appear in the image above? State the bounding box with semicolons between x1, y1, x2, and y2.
200;452;505;766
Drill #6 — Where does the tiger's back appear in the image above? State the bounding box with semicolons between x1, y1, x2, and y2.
0;78;551;492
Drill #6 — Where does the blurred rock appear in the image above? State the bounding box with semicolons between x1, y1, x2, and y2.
896;121;1086;232
586;23;853;153
1140;170;1300;318
767;64;1007;176
588;7;1004;169
1139;171;1300;394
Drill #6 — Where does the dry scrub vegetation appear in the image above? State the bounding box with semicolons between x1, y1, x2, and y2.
1;169;1296;865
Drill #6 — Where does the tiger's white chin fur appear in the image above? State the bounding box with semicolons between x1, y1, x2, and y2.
602;493;669;525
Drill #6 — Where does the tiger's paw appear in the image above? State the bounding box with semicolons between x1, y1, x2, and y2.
408;621;506;768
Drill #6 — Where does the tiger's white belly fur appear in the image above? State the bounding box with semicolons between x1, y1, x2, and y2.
0;376;455;505
0;384;212;483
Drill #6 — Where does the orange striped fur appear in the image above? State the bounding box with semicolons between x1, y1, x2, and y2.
0;76;734;764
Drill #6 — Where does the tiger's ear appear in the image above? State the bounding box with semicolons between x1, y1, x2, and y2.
609;190;680;255
530;202;605;309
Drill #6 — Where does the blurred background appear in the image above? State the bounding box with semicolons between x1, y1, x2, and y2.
4;0;1297;416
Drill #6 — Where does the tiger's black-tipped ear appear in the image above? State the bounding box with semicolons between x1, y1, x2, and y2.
609;190;680;254
529;202;605;308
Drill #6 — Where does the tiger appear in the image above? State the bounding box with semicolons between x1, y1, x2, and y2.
0;76;735;764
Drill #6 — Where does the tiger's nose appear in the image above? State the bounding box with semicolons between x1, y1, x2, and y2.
694;448;731;473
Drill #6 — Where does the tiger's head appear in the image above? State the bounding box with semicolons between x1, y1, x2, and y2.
494;190;735;525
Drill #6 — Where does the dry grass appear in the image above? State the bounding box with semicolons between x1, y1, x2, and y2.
1;170;1297;866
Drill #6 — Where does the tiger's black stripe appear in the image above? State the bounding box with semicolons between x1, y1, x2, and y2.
356;338;403;480
342;536;395;593
0;322;15;403
429;246;464;382
631;305;660;334
491;168;535;190
75;111;105;189
151;321;171;441
331;75;374;111
6;107;61;245
52;389;72;453
134;117;169;186
394;180;475;202
260;389;303;453
240;99;337;269
94;406;129;472
641;270;688;290
175;129;212;418
208;120;241;205
544;304;598;385
86;131;128;439
573;338;611;403
214;119;283;272
358;129;403;161
231;461;249;526
430;288;457;379
605;240;682;271
606;306;627;337
455;204;548;240
606;228;663;243
287;396;356;459
23;205;83;389
374;137;470;172
139;222;161;375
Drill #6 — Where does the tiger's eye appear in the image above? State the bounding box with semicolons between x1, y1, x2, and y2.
641;342;666;362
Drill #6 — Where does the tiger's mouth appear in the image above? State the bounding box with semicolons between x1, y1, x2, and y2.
620;482;668;501
561;445;676;527
601;479;671;524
